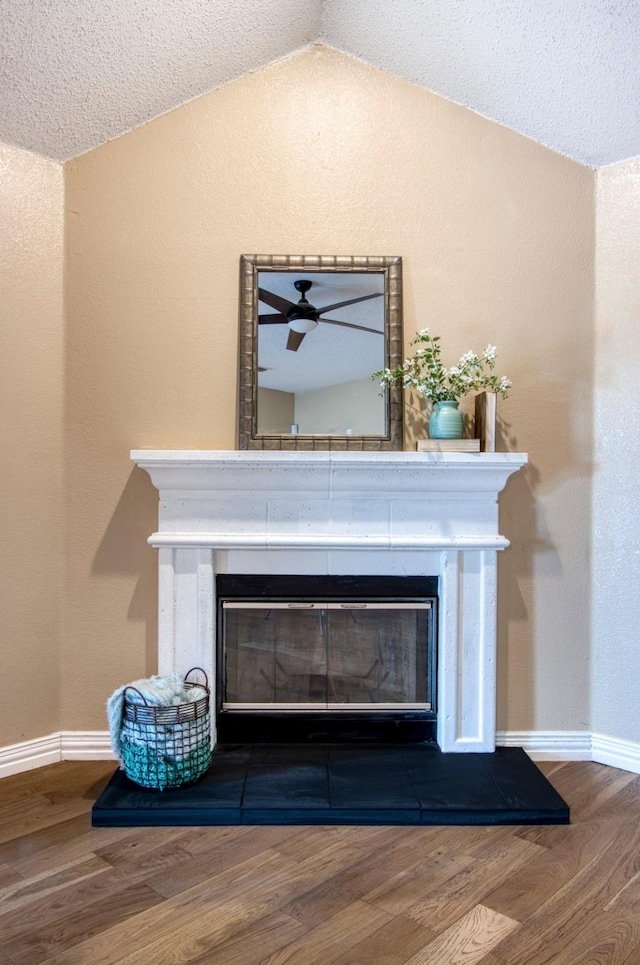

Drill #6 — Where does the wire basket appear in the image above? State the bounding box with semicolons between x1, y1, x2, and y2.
120;668;211;790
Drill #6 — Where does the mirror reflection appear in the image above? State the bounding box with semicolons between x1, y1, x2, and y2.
257;271;386;436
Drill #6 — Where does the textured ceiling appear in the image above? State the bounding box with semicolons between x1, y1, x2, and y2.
1;0;639;165
0;0;320;161
322;0;640;168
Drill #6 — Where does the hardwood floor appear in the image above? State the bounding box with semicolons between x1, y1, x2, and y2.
0;759;639;964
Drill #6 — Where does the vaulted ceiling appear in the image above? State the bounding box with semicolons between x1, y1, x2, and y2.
1;0;639;165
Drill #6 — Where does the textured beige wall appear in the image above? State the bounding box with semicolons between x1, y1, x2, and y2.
593;159;640;744
64;46;594;732
0;144;63;743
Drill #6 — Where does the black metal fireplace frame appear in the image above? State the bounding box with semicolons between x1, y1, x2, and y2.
215;574;438;743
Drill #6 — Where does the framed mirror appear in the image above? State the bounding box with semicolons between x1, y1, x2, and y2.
238;255;403;450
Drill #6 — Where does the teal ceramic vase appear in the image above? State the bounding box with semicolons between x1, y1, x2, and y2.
429;400;464;439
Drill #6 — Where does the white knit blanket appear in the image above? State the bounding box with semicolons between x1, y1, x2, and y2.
106;673;207;760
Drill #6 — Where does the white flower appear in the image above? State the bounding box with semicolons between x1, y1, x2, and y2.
459;351;477;365
483;344;497;362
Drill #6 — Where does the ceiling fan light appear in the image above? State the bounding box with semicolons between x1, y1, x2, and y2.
288;317;318;334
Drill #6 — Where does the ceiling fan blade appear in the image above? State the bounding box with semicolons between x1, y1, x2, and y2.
321;318;383;334
286;329;306;352
259;313;288;324
258;287;297;315
317;292;383;315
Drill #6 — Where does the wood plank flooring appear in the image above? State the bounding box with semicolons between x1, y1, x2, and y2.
0;759;639;964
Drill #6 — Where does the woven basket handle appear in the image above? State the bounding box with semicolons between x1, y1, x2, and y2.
122;685;149;705
184;667;209;693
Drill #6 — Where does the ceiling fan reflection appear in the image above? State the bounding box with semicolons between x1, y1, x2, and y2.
258;279;383;352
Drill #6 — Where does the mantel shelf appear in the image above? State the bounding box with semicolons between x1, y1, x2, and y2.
131;449;527;468
131;449;527;498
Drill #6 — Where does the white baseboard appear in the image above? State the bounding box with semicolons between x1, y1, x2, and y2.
498;731;640;774
592;733;640;774
0;732;115;779
60;731;115;761
496;730;593;761
2;730;639;778
0;733;63;778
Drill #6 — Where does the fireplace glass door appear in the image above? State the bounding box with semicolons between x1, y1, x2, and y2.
222;602;433;710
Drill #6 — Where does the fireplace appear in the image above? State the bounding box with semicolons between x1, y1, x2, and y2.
216;573;437;742
131;449;527;753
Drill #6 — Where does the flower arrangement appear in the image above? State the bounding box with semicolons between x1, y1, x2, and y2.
373;328;512;403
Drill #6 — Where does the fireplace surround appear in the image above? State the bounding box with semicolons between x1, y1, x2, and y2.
132;449;527;753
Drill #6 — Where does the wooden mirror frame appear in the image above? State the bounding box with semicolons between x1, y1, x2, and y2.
238;254;404;450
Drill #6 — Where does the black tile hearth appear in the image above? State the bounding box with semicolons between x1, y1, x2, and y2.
92;744;569;827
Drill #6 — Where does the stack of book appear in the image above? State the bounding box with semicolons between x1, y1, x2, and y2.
416;439;481;452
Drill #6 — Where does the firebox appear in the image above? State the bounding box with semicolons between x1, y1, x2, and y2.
216;574;437;742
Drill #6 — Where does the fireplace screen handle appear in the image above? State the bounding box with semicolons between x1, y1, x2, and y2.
224;602;431;610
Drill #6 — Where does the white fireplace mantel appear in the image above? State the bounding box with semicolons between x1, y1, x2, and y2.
132;449;527;753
